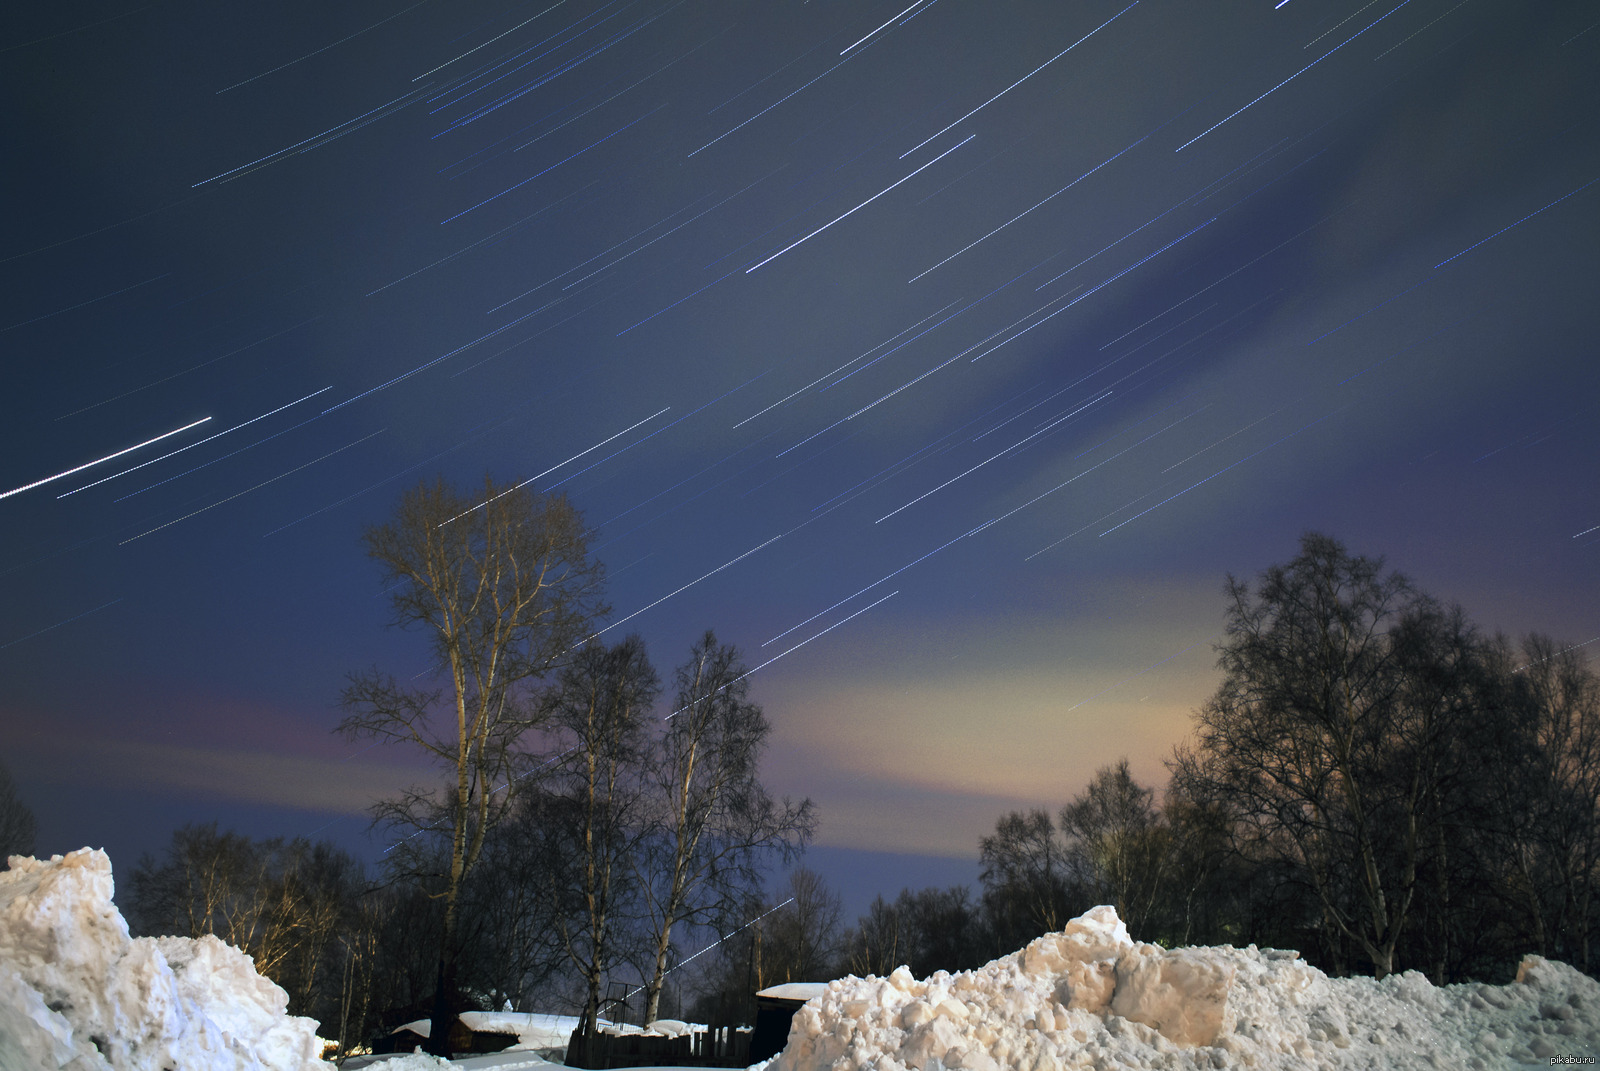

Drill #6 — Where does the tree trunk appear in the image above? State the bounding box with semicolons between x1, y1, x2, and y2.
644;924;672;1024
425;888;461;1057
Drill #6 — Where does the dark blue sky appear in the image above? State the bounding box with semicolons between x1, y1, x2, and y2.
3;0;1597;921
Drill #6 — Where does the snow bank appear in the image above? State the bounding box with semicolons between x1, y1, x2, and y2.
0;848;331;1071
771;905;1600;1071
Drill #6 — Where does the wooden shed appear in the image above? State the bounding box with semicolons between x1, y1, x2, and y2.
377;1014;518;1056
750;982;828;1063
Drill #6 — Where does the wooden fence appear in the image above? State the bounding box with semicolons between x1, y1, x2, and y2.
565;1022;751;1069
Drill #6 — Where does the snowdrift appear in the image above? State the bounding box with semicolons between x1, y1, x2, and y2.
771;905;1600;1071
6;849;1598;1071
0;848;331;1071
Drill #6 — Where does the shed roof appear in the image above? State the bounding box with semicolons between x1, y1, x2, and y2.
756;982;828;1002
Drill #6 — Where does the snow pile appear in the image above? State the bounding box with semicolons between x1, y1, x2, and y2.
771;905;1600;1071
0;848;331;1071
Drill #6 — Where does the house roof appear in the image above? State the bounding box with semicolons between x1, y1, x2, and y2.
756;982;829;1003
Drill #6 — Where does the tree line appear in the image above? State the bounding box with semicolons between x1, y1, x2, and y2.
689;533;1599;997
124;475;813;1058
108;516;1599;1054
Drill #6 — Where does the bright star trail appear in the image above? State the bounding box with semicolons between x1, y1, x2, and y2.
0;418;212;500
4;0;1597;908
744;135;976;274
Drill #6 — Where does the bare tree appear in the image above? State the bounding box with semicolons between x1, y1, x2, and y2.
545;635;659;1035
454;796;571;1011
126;824;367;1030
0;759;36;859
842;894;904;977
843;885;984;977
759;867;843;986
1479;633;1600;974
1172;532;1478;978
127;824;303;973
979;808;1077;948
636;631;815;1022
339;474;607;1053
1060;760;1170;935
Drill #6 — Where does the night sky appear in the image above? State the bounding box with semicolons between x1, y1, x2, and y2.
4;0;1598;921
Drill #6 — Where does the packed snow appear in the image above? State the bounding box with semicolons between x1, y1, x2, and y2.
5;850;1599;1070
0;848;330;1071
771;906;1600;1071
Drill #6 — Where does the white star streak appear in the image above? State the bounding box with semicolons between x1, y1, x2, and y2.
118;430;386;544
1372;0;1472;62
974;405;1211;549
1175;0;1414;153
440;104;666;224
441;408;671;526
592;533;788;638
192;88;430;187
898;3;1137;159
2;273;170;334
745;135;975;274
963;220;1217;366
733;591;900;683
763;525;990;650
1433;176;1600;270
1304;0;1384;50
841;1;930;55
689;46;863;159
910;137;1147;282
1097;408;1343;538
734;300;964;429
875;391;1114;523
0;599;123;651
58;388;332;497
216;0;434;94
411;0;571;81
1;418;212;501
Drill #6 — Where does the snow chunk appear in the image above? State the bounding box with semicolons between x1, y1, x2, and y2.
0;848;331;1071
768;904;1600;1071
1111;942;1237;1045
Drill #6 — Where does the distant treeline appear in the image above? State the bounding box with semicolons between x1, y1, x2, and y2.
118;531;1600;1054
697;533;1600;1011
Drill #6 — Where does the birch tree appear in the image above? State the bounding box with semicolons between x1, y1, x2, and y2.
1172;532;1475;978
545;635;658;1035
979;808;1077;948
636;631;814;1022
338;475;606;1053
1059;760;1170;936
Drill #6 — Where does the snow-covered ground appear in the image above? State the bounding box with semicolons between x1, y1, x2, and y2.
5;850;1599;1069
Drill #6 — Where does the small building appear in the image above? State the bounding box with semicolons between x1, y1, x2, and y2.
750;982;829;1063
377;1014;520;1056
